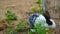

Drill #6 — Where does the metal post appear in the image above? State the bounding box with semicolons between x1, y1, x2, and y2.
42;0;46;12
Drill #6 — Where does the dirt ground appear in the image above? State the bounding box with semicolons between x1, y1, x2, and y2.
0;0;36;34
0;0;60;34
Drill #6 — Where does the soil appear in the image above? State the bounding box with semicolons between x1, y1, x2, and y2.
0;0;60;34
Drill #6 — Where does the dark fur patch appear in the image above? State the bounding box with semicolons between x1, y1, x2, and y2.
44;11;51;19
29;14;39;24
46;19;53;25
44;11;53;25
28;14;39;29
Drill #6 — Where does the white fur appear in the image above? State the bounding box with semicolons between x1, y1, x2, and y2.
30;29;35;32
28;14;40;24
35;15;46;24
35;15;49;30
49;19;56;28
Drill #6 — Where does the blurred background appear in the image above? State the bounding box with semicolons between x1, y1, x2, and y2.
0;0;60;34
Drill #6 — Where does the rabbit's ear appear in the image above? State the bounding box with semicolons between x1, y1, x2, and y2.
44;11;51;19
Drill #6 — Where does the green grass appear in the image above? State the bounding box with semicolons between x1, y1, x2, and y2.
4;19;29;34
33;23;46;34
11;20;25;34
36;0;42;6
32;0;44;15
4;26;11;34
28;30;33;34
29;23;51;34
29;23;46;34
11;19;29;34
32;7;37;13
5;10;17;23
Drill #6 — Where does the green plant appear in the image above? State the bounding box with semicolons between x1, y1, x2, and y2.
33;23;46;34
29;23;46;34
5;10;17;23
36;0;42;6
4;25;18;34
32;6;41;13
28;30;33;34
5;19;29;34
11;19;29;34
16;19;29;31
4;26;11;34
29;23;51;34
32;7;37;12
32;0;44;15
4;19;25;34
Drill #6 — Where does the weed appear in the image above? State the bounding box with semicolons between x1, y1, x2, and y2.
32;6;42;13
5;10;17;23
4;19;25;34
28;30;33;34
32;7;37;12
32;0;44;15
4;26;11;34
32;6;41;13
11;19;28;34
29;22;51;34
33;23;46;34
36;0;42;6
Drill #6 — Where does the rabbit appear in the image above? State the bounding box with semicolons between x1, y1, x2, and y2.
28;11;56;32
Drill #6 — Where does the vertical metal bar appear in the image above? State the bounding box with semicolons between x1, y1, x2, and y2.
42;0;46;11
